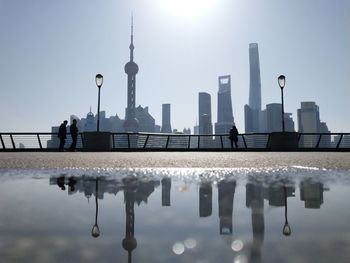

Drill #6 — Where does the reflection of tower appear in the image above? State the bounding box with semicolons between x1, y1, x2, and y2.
161;104;172;133
122;183;137;263
215;75;234;135
300;180;325;209
199;182;212;217
218;180;236;234
124;17;139;132
161;177;171;206
246;182;265;263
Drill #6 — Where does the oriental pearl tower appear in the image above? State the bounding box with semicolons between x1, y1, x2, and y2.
123;17;139;132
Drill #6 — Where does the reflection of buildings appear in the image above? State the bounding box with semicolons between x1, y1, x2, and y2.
161;177;171;206
300;180;326;209
246;182;265;263
218;180;236;235
199;182;212;217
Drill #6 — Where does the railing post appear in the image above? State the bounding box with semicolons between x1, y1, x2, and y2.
10;134;16;149
112;134;115;149
143;135;149;149
80;133;84;149
165;135;170;149
0;134;5;150
336;134;343;149
37;134;43;150
266;134;271;148
127;134;130;149
242;135;247;149
220;136;223;149
316;134;322;148
188;136;191;149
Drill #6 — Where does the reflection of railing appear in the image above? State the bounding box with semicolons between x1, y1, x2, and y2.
0;132;350;151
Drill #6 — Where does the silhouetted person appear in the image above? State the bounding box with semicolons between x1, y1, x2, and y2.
69;119;79;151
229;125;239;148
58;120;68;151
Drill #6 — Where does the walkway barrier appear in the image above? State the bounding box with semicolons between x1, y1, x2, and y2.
0;132;349;151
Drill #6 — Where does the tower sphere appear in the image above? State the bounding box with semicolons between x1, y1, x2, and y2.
124;61;139;75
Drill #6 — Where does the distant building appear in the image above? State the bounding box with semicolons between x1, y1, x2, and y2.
135;105;156;132
161;104;172;133
215;75;234;135
297;101;329;147
193;125;199;135
265;103;294;132
198;92;213;134
183;128;191;135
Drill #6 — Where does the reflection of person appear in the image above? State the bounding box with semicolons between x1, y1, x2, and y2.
58;120;68;151
69;119;79;151
229;125;239;148
56;176;66;191
68;177;77;191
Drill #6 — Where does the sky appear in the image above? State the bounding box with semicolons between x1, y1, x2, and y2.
0;0;349;133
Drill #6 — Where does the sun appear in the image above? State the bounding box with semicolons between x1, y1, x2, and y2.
158;0;216;19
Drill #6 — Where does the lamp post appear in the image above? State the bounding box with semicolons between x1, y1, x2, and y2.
282;186;291;236
95;74;104;132
278;75;286;132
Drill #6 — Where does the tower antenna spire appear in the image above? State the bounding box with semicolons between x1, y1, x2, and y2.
129;13;134;61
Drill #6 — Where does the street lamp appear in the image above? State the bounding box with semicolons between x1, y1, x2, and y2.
278;75;286;132
95;74;104;132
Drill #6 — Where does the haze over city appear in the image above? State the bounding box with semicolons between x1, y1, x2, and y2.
1;0;349;132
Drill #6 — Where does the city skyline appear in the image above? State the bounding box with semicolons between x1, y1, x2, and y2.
1;0;349;132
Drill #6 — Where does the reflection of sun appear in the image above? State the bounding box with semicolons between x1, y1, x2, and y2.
157;0;216;18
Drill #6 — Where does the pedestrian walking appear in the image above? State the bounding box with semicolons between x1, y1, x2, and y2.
58;120;68;151
69;119;79;151
229;125;239;149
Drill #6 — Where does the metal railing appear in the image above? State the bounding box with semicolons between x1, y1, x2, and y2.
0;132;349;151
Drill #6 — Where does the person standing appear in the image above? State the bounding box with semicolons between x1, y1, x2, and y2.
69;119;79;151
229;125;239;149
58;120;68;151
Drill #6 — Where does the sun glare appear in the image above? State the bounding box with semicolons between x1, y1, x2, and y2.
158;0;216;19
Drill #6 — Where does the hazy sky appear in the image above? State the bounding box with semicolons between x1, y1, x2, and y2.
1;0;349;132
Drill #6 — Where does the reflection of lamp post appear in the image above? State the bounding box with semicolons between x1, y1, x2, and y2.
283;186;291;236
278;75;286;132
95;74;104;132
91;179;100;238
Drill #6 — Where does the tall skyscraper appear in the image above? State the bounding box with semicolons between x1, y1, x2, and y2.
161;104;172;133
215;75;234;134
198;92;212;134
124;17;139;132
245;43;262;133
249;43;262;111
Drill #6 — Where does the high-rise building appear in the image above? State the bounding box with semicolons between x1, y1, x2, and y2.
266;103;295;132
215;75;234;134
248;43;262;111
297;102;321;147
198;92;212;134
245;43;262;133
161;104;172;133
124;18;139;132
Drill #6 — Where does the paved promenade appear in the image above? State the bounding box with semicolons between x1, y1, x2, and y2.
0;152;349;170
